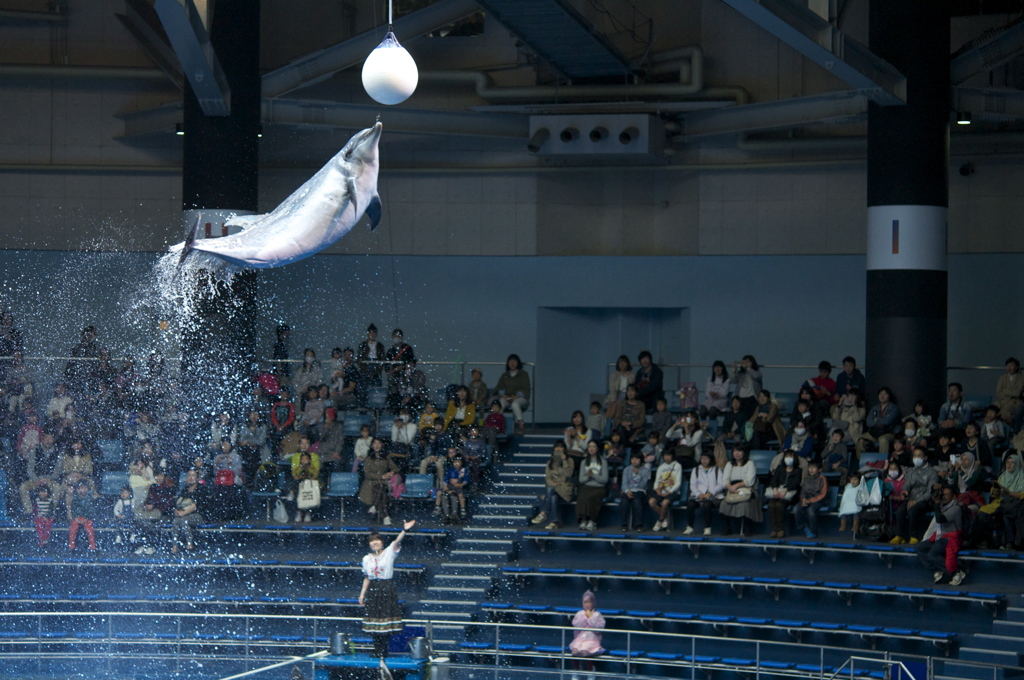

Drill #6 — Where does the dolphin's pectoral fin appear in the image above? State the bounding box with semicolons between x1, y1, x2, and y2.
346;178;357;215
366;195;382;231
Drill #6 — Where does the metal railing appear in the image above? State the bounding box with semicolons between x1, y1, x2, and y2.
0;611;1013;680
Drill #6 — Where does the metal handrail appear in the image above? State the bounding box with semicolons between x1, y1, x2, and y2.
826;656;918;680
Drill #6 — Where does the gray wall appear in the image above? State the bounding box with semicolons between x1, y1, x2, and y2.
1;250;1020;422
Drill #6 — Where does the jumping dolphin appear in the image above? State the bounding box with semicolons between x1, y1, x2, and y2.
173;122;382;269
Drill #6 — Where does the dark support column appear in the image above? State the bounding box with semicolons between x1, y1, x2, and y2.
179;0;260;418
866;0;950;413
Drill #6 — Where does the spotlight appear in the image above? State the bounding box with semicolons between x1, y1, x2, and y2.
175;123;184;136
257;125;263;138
527;127;549;153
956;112;971;125
619;126;639;144
589;126;608;142
560;127;579;143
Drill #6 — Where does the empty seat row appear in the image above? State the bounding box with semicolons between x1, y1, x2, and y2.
0;593;404;607
498;566;1002;609
0;555;426;573
477;603;957;648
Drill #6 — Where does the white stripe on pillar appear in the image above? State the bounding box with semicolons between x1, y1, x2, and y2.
866;204;947;271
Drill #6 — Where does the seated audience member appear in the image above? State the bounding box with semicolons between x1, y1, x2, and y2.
58;440;97;511
886;436;912;468
68;480;98;551
390;358;427;413
909;399;934;439
884;462;905;514
973;483;1003;548
634;350;664;412
605;355;635;407
493;354;530;435
793;460;828;539
207;412;236;452
138;471;176;520
467;367;489;410
748;390;784;449
316;410;346;472
270;388;295;449
417;402;441;434
32;485;55;548
390;407;418;462
564;410;593;461
803;360;837;414
298;384;329;438
915;485;966;585
45;383;72;422
606;384;646;445
128;457;156;510
959;421;992;469
19;431;60;515
720;446;762;535
236;410;271;480
665;412;703;469
112;485;145;550
532;442;574;530
482;400;506;448
933;433;956;468
981;405;1009;456
780;421;815;460
461;426;490;488
997;453;1024;550
619;451;650;531
790;393;825;442
439;455;468;523
719;397;747;444
639;432;663;469
159;449;189;484
856;387;901;455
443;386;476;435
352;424;373;472
834;356;866;397
289;451;320;523
585;401;607;438
359;439;398;525
995;357;1023;425
953;451;987;509
576;440;608;531
685;451;724;536
700;361;730;421
902;419;929;459
329;347;359;410
648;448;683;532
765;451;802;538
213;439;244;485
730;355;763;420
821;429;850;486
937;382;972;440
650;397;673;444
891;446;939;544
291;348;322;400
838;470;865;535
172;469;207;553
418;425;449;487
830;389;866;443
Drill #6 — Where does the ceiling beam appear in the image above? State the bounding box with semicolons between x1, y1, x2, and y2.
682;91;868;138
951;18;1024;85
719;0;906;105
954;86;1024;121
153;0;231;115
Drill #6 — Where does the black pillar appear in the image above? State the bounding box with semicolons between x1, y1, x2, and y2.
866;0;950;413
179;0;260;418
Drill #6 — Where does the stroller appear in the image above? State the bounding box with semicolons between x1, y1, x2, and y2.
854;471;892;541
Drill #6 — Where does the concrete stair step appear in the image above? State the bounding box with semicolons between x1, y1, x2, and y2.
958;647;1020;665
482;494;536;501
463;526;518;535
440;562;497;570
1006;606;1024;622
993;620;1024;637
478;503;533;511
434;574;493;582
973;634;1024;653
450;549;509;561
410;610;474;620
454;538;513;546
427;585;487;594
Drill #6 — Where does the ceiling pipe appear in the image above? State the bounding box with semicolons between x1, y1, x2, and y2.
0;65;170;81
951;17;1024;85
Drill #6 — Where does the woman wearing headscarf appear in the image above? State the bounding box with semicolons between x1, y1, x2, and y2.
954;450;986;509
997;453;1024;550
569;590;605;679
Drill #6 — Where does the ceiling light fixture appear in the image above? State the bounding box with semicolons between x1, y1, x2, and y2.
175;123;184;136
361;0;419;106
956;112;971;125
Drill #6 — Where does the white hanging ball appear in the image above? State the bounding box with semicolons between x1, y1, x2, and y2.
361;31;419;106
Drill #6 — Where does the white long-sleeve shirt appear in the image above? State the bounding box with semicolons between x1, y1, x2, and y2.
689;465;725;499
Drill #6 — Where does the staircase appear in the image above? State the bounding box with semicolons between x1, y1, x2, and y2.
940;595;1024;680
411;435;549;650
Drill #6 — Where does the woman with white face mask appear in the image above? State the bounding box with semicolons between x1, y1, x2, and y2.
890;447;939;545
765;453;802;537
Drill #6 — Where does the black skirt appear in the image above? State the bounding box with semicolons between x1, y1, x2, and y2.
363;579;403;634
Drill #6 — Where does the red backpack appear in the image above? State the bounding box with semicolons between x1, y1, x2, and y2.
215;469;235;486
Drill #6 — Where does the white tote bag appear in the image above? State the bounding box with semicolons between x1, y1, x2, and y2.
297;479;321;509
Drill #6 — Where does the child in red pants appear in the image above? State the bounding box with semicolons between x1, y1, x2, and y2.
33;486;55;547
68;480;97;551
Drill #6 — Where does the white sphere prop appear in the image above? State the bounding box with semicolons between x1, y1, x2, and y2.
361;32;419;105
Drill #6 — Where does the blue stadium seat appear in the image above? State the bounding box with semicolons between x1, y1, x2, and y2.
100;471;128;496
344;412;374;437
325;472;360;520
403;473;433;499
366;388;388;411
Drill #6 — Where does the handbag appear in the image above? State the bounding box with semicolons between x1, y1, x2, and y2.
724;487;752;503
214;469;235;486
297;479;321;509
